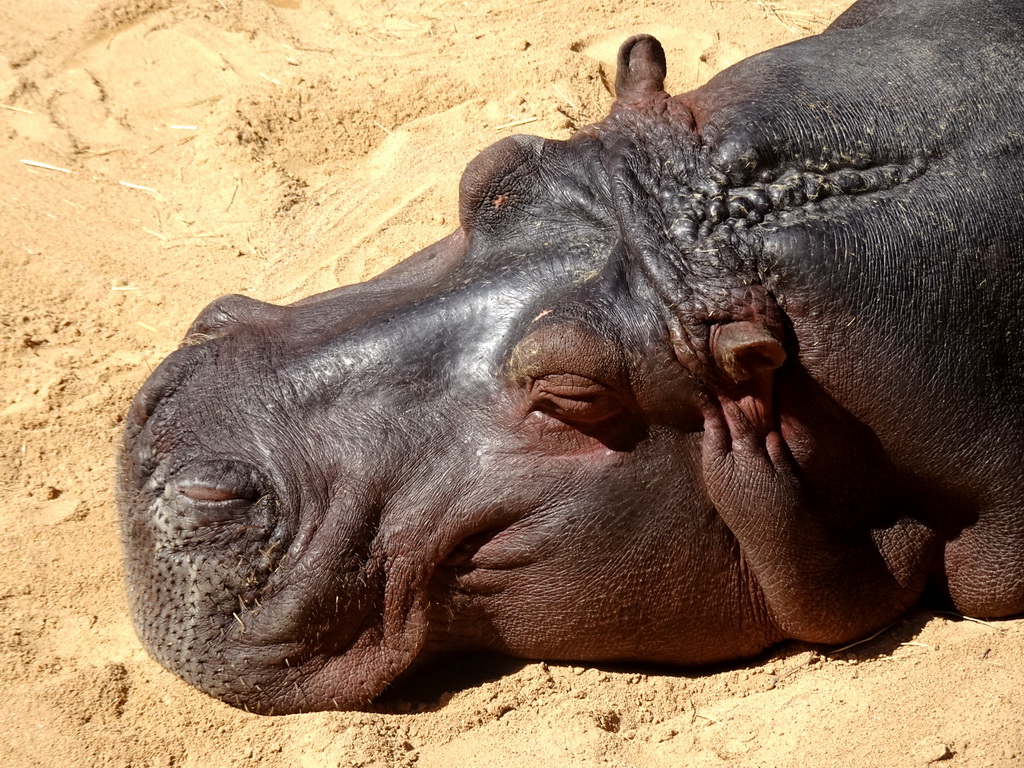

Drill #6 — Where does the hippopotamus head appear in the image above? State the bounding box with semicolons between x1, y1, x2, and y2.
119;36;785;713
120;0;1024;713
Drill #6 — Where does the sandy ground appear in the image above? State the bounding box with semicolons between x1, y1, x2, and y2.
2;0;1023;765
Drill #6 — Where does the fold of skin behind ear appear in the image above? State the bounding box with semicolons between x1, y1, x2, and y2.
701;327;939;643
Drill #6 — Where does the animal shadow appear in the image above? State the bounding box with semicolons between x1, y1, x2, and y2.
372;651;530;714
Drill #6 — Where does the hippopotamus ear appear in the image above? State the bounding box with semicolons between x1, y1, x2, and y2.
614;34;667;103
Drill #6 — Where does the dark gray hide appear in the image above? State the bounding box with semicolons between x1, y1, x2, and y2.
119;0;1024;713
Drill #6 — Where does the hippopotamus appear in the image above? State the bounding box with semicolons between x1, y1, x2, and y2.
118;0;1024;714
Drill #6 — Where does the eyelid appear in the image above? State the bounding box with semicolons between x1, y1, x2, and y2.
177;482;257;503
529;373;611;400
169;461;265;504
528;373;626;424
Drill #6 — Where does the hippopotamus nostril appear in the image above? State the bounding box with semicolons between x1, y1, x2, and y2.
123;345;206;442
186;294;286;341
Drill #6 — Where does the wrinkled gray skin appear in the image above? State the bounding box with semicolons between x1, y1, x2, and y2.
119;0;1024;713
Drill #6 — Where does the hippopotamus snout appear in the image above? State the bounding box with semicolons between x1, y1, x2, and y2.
119;336;409;712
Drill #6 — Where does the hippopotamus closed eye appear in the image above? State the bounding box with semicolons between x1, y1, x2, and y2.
119;0;1024;713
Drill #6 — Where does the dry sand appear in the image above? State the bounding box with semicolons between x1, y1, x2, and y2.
2;1;1022;765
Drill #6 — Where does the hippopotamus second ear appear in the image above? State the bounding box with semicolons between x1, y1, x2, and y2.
703;321;787;444
711;321;786;384
614;34;667;103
